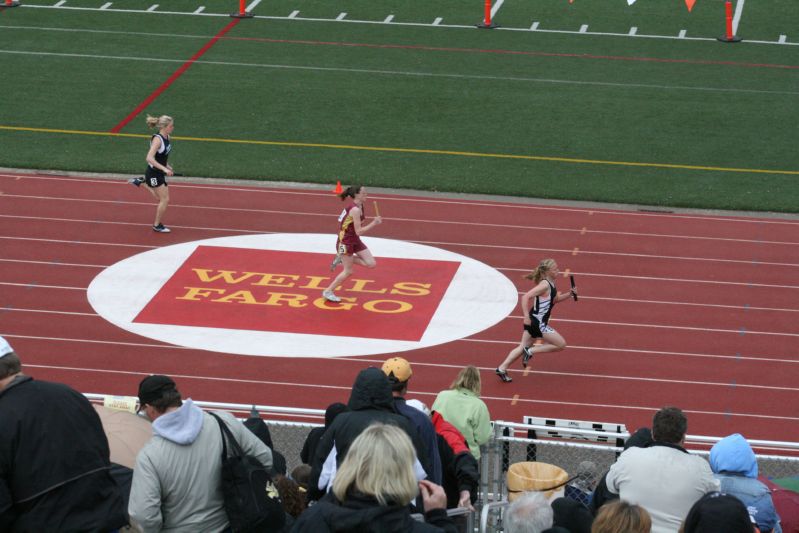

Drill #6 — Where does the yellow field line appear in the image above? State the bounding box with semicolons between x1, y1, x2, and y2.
2;124;797;176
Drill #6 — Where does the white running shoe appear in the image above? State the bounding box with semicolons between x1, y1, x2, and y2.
322;290;341;303
152;223;171;233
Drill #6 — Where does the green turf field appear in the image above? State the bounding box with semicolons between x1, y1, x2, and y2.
0;0;797;212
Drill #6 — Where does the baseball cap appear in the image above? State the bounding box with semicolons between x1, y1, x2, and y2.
137;374;177;407
0;336;13;358
381;357;412;383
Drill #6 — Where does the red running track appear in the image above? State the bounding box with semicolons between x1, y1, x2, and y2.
1;171;798;442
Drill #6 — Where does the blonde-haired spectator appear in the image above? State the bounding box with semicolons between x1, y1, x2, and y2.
292;423;457;532
592;500;651;533
431;366;491;459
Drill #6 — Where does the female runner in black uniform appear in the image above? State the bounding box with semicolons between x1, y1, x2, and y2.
129;114;174;233
495;259;577;383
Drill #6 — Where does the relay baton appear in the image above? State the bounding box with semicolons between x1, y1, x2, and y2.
374;201;381;217
570;275;578;301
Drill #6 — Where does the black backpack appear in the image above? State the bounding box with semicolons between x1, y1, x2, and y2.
210;413;286;533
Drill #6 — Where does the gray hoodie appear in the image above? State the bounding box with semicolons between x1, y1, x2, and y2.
129;400;273;533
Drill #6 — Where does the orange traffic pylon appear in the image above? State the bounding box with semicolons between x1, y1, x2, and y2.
333;180;343;194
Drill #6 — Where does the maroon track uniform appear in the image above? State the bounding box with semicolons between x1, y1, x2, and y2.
336;202;368;255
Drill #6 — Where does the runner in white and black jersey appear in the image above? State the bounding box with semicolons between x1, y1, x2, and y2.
129;114;174;233
495;259;577;383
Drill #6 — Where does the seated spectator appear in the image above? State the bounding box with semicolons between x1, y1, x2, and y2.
589;427;653;514
383;357;442;484
504;491;554;533
605;406;719;533
0;336;126;532
300;402;348;464
291;464;312;494
432;365;492;460
551;497;593;533
275;474;307;530
308;368;432;501
291;423;457;532
591;500;651;533
680;492;756;533
244;410;287;475
129;374;273;532
710;433;782;533
406;399;479;510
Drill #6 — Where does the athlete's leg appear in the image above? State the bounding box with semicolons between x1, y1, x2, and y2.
152;185;169;227
353;248;376;268
323;254;355;297
535;330;567;354
497;330;534;373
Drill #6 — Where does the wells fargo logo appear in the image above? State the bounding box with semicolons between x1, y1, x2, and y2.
133;245;461;341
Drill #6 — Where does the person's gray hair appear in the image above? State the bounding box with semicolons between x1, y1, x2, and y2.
504;491;554;533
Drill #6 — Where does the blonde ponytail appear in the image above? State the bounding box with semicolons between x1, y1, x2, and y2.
524;258;557;283
146;114;173;130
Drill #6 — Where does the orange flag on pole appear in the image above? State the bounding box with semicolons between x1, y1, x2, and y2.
686;0;696;12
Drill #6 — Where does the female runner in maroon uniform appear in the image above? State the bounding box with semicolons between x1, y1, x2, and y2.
322;185;382;302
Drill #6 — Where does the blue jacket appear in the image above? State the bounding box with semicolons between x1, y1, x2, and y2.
710;433;782;533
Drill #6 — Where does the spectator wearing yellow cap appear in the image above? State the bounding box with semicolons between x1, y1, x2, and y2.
382;357;442;485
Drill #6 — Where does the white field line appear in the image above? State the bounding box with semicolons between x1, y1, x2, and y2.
629;27;637;36
99;2;111;9
530;21;539;31
383;15;393;23
193;6;204;14
54;0;66;5
13;5;798;47
0;258;107;268
579;24;588;33
432;17;442;25
732;0;744;36
336;12;347;21
490;0;504;20
146;4;158;12
779;35;787;44
288;10;299;18
3;50;798;98
246;0;262;12
2;203;796;247
679;29;686;38
4;174;798;227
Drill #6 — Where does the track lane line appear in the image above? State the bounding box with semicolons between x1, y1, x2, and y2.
4;173;798;227
21;363;799;422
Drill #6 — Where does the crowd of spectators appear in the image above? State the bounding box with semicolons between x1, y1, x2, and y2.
0;335;794;533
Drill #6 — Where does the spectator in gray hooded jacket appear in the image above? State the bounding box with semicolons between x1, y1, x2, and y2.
128;374;272;533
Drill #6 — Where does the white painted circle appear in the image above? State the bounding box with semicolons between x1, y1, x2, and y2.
87;234;518;357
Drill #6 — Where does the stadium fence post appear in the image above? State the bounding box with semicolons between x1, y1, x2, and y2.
717;0;741;43
230;0;253;18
